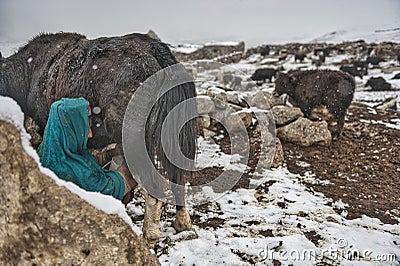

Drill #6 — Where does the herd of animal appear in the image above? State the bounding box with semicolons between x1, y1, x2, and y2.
0;32;399;244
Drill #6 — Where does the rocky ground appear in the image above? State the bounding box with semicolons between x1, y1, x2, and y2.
128;40;400;265
284;103;400;224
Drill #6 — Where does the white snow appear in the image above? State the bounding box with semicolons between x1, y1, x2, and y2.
158;168;400;265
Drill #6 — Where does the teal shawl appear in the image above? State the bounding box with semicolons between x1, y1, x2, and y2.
38;97;125;200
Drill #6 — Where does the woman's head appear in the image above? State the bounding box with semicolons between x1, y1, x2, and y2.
46;97;92;153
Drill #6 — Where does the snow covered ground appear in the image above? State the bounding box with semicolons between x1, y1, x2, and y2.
1;33;400;265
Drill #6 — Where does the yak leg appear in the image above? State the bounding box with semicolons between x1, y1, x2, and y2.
171;185;192;233
333;113;346;139
142;192;164;246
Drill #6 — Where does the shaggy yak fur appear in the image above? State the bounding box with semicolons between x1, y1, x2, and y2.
0;32;197;237
274;70;355;137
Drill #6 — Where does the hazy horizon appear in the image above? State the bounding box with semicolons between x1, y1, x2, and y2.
1;0;399;47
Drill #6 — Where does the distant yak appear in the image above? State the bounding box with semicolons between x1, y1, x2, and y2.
274;70;355;138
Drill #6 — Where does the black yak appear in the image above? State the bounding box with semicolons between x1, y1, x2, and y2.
250;68;278;84
0;32;197;244
274;70;355;138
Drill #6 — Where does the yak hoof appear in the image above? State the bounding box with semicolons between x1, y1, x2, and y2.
173;207;192;233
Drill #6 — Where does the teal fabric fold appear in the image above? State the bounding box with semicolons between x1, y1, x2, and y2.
38;97;125;200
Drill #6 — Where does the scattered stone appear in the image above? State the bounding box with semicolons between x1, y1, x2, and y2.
197;95;215;114
226;91;241;105
374;97;397;110
24;115;42;148
272;138;284;168
262;91;285;107
272;106;303;126
207;87;228;109
277;117;331;146
248;91;271;110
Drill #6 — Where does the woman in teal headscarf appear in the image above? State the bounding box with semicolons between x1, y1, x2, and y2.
38;97;133;202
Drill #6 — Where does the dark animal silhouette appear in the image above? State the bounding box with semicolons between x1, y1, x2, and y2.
251;68;278;84
294;53;306;62
352;60;368;70
261;45;270;56
274;70;355;137
0;32;197;243
366;56;384;66
340;65;364;78
365;77;392;91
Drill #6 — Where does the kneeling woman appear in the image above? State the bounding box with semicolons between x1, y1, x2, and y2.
38;97;135;204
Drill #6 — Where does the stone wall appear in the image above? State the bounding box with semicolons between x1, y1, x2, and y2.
174;42;245;63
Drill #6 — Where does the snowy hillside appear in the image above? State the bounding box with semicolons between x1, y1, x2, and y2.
310;27;400;44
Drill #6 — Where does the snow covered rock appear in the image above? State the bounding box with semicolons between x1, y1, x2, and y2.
0;120;158;265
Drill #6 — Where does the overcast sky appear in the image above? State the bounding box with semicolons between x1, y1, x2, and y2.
0;0;399;47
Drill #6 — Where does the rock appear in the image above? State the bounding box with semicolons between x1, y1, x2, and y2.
257;137;284;169
146;30;161;41
207;87;228;109
262;91;285;107
272;106;303;126
248;91;270;110
224;111;253;132
199;116;211;128
227;103;243;112
272;138;284;168
174;42;245;63
24;115;42;149
226;91;241;105
197;95;215;114
277;117;331;146
0;120;159;265
365;77;392;91
203;128;217;138
374;98;397;110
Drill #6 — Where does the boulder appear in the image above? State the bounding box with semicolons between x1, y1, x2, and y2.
272;138;284;168
374;98;397;110
277;117;331;146
207;88;228;109
226;91;241;105
0;120;159;265
257;137;284;169
224;111;253;132
247;91;270;110
197;95;215;114
262;91;285;108
272;106;303;126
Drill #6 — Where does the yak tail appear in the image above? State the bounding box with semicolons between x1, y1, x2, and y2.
144;41;197;206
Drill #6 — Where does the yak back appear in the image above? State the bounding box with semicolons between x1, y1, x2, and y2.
1;32;182;143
